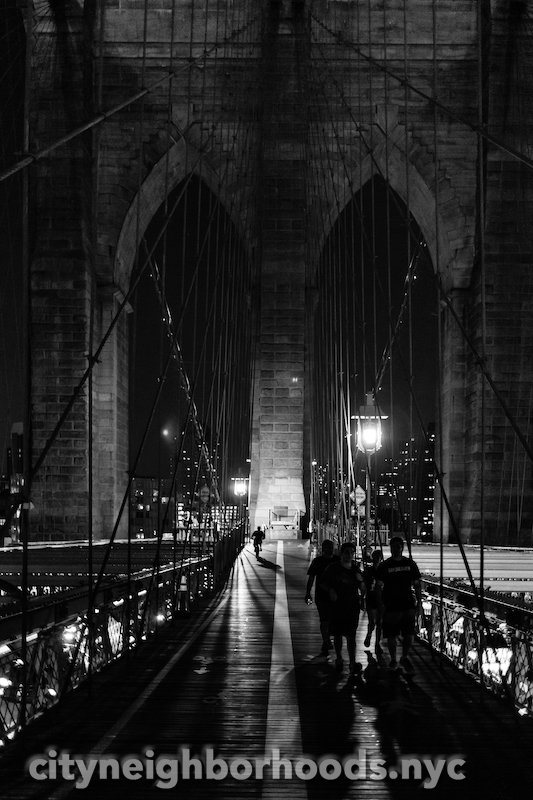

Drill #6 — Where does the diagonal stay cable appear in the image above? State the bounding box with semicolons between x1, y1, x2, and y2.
135;227;243;632
436;274;533;466
0;15;260;185
1;142;210;537
114;105;257;627
309;30;486;610
312;26;533;478
60;282;190;695
373;239;425;394
311;13;533;175
1;54;255;535
373;336;486;615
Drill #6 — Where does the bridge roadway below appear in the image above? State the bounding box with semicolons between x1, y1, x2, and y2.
410;543;533;592
0;538;210;588
1;540;533;800
2;539;533;591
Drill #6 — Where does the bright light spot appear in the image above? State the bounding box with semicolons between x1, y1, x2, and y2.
46;688;58;697
234;479;247;496
156;614;165;623
467;646;512;682
519;708;528;716
0;677;13;688
361;426;378;448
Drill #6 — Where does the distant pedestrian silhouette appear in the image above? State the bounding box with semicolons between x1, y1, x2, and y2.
252;526;265;558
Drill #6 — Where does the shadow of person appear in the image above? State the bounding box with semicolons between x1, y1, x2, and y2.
357;650;455;787
255;556;281;571
295;657;357;753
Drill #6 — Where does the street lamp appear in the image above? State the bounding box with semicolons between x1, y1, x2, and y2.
233;478;247;497
162;426;179;536
310;460;317;540
353;392;387;547
231;475;249;545
355;392;386;455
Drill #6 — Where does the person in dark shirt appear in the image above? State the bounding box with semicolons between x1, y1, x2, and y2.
362;549;383;654
320;541;366;676
252;526;265;558
305;539;336;656
376;536;421;672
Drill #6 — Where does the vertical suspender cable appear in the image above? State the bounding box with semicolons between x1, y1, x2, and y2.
402;0;414;556
367;0;378;388
432;0;445;656
87;0;107;689
154;0;179;598
382;0;395;552
477;0;488;619
20;0;34;730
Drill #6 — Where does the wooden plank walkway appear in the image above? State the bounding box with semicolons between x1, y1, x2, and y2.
1;539;533;800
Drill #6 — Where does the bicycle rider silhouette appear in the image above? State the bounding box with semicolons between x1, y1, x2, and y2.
252;526;265;558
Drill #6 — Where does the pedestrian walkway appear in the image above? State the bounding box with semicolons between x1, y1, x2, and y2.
1;540;533;800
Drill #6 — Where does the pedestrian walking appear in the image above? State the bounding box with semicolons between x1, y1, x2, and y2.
375;536;422;672
305;539;337;656
320;541;366;677
363;549;383;654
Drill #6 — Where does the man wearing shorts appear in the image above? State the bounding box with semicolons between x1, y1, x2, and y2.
320;542;366;676
376;536;421;671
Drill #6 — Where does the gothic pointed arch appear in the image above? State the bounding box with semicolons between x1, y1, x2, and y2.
114;140;252;292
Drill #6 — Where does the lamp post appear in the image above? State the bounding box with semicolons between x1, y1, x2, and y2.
354;392;387;548
162;427;179;537
310;460;317;541
231;475;249;545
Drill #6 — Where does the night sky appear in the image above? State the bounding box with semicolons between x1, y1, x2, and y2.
315;177;438;459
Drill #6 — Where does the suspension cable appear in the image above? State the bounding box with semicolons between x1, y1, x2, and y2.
311;13;533;175
0;15;260;185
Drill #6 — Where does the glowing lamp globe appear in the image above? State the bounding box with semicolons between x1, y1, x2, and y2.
355;393;387;455
234;479;247;497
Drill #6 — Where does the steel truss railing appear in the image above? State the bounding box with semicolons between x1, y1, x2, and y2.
0;526;245;746
420;579;533;716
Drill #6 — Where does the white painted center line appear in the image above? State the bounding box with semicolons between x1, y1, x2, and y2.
262;540;307;799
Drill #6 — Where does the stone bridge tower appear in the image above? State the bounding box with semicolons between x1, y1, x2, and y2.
21;0;533;544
